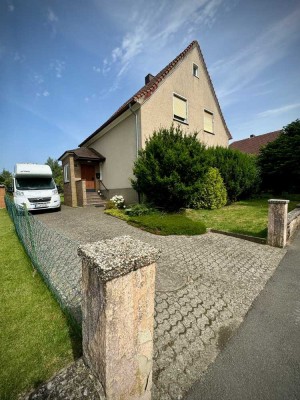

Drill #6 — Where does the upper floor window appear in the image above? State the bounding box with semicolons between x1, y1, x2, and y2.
204;110;214;134
63;163;70;183
193;63;199;78
173;94;188;123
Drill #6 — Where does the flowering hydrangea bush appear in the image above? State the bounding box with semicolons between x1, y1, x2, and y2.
110;195;125;209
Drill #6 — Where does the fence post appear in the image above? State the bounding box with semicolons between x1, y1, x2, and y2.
267;199;289;247
78;236;159;400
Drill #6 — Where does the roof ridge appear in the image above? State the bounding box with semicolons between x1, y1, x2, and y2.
231;130;282;144
79;40;231;146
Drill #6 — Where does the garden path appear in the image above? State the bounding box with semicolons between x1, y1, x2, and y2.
34;206;285;400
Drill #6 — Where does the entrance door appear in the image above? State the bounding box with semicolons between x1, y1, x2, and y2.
81;164;95;190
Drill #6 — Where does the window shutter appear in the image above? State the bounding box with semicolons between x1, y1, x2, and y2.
204;110;213;133
173;95;187;121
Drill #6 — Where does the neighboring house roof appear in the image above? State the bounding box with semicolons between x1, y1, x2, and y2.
229;130;281;155
58;147;106;162
79;40;232;147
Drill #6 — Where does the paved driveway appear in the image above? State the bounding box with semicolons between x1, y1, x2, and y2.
37;206;285;399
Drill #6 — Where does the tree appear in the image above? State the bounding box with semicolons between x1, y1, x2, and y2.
206;146;260;202
45;157;63;188
257;119;300;193
132;125;209;210
0;169;13;188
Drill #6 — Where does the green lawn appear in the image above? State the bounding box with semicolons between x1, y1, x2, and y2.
105;208;206;235
106;194;300;238
187;195;300;238
0;209;81;400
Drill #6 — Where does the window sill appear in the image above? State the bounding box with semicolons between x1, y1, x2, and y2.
204;130;215;135
173;118;189;126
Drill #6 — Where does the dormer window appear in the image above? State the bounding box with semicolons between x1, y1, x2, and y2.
193;63;199;78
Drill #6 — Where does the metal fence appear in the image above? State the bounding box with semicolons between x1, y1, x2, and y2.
5;195;82;329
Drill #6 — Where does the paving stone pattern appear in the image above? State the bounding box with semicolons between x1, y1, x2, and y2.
36;206;285;399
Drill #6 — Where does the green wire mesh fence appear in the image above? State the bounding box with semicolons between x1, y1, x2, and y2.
5;195;82;329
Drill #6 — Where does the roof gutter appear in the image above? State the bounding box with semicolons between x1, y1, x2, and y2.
129;103;139;158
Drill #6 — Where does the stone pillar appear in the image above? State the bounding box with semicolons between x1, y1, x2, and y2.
267;199;289;248
78;236;159;400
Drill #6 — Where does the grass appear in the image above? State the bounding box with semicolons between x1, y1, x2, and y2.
106;194;300;238
0;209;81;400
187;194;300;238
105;208;206;235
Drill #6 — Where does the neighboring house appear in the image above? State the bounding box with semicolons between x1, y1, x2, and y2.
59;40;232;207
229;130;281;155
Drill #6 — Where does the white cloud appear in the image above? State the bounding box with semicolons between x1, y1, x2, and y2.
93;66;101;73
257;103;300;118
47;8;58;35
102;0;226;84
8;3;15;12
42;90;50;97
211;6;300;101
13;52;25;63
47;8;58;23
50;60;65;78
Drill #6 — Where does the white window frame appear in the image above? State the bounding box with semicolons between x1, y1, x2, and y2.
204;109;214;134
193;63;199;78
173;93;188;124
64;163;70;183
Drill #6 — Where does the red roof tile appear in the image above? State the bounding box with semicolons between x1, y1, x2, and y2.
79;40;231;147
229;130;282;155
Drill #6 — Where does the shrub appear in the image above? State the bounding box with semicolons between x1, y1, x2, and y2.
132;125;209;210
206;146;260;202
190;167;227;209
105;200;116;210
257;119;300;193
110;195;125;209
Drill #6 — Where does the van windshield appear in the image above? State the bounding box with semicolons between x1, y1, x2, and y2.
16;178;55;190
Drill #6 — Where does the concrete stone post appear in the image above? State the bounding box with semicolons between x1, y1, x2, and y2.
78;236;159;400
267;199;289;248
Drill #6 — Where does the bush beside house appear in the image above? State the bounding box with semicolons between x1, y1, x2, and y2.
132;125;260;210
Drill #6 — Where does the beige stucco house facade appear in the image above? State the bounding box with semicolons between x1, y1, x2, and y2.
59;40;231;207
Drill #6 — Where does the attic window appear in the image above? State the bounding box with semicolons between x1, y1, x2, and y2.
193;63;199;78
204;110;214;134
173;94;188;123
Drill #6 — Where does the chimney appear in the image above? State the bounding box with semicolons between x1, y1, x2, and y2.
145;73;155;85
250;134;256;138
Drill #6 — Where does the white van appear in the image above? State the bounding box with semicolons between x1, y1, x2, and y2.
13;163;61;211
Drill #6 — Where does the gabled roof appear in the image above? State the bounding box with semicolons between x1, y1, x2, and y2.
58;147;105;162
79;40;231;147
229;130;281;155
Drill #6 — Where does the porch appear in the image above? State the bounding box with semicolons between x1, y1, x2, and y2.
58;147;107;207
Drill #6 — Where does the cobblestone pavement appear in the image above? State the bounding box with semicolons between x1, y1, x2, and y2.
36;206;285;399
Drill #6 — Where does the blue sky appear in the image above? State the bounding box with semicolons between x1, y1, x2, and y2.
1;0;300;172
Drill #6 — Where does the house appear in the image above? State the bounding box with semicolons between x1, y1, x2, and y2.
229;130;281;155
59;40;231;207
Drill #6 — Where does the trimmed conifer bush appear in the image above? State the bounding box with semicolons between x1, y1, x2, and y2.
132;125;209;210
190;167;227;209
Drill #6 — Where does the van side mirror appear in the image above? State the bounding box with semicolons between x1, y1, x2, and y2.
7;186;14;193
